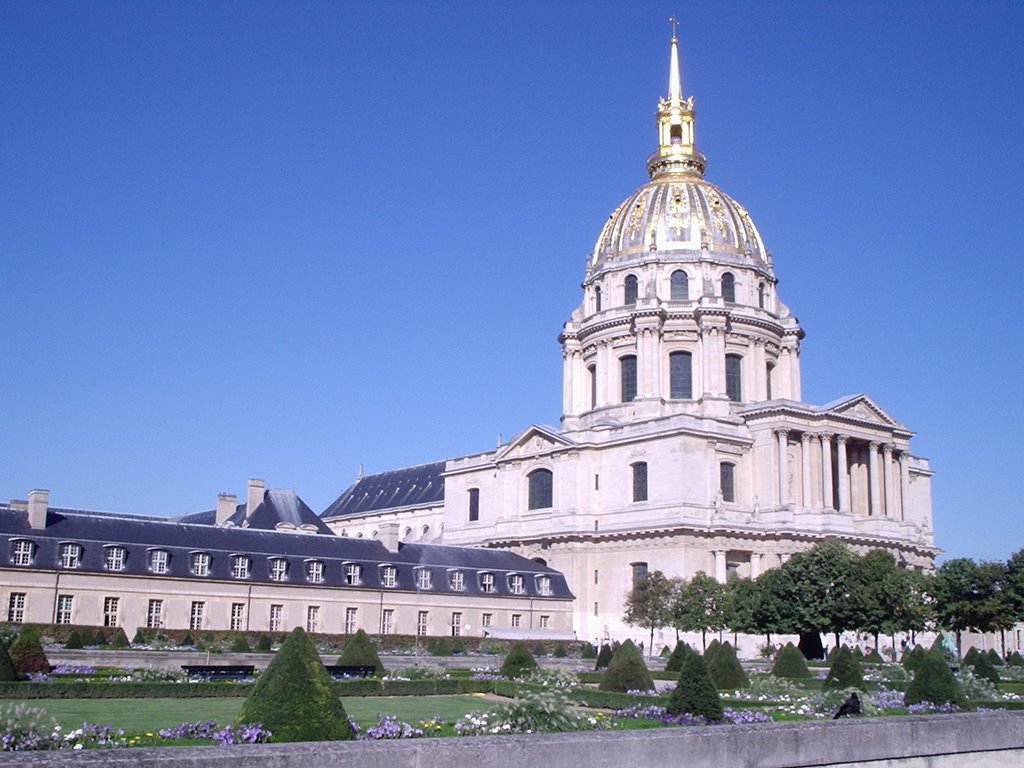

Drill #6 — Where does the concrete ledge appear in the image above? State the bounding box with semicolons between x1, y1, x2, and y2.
0;711;1021;767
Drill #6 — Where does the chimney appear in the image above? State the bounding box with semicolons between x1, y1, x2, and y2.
216;493;237;526
378;521;400;552
27;489;49;529
246;478;266;518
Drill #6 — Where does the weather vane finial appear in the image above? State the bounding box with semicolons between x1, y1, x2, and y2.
669;15;678;40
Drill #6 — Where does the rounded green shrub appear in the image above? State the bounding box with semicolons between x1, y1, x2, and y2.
9;628;50;675
594;643;613;671
64;630;84;650
500;642;539;678
599;639;653;692
823;645;863;691
707;641;748;689
256;634;273;653
969;653;1000;686
336;629;384;676
0;642;20;682
904;650;962;706
667;651;723;721
230;634;252;653
665;641;695;673
235;626;353;742
772;642;811;679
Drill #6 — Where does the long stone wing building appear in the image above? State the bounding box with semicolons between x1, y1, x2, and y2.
320;32;937;645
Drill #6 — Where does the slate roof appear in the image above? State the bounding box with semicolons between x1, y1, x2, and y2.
177;489;333;535
321;461;446;519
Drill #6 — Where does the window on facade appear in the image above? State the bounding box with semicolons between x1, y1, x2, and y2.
449;570;465;591
468;488;480;522
481;612;492;627
269;558;289;582
190;552;210;577
59;543;81;569
416;568;431;590
306;605;320;634
189;601;205;631
509;574;524;594
670;270;689;300
631;562;649;593
479;572;495;593
381;565;397;588
306;560;324;584
720;462;736;503
345;563;362;585
149;549;169;574
269;604;283;632
104;546;126;572
381;608;394;635
537;575;553;596
451;611;462;637
527;468;553;510
7;593;25;623
56;594;73;624
511;614;522;628
594;569;599;585
231;555;251;579
725;354;742;402
230;603;245;632
539;615;550;629
147;599;163;629
758;282;766;309
416;610;428;636
588;364;597;408
766;362;774;400
345;607;357;634
669;351;693;399
594;601;599;616
594;285;602;313
632;462;648;502
721;272;736;302
620;355;637;402
103;596;119;627
11;540;33;566
624;274;639;306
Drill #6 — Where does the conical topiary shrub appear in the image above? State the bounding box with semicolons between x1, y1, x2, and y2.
599;640;653;692
91;629;107;647
9;628;51;675
665;641;694;673
864;648;884;664
64;630;84;650
110;627;130;648
905;650;962;707
930;634;955;661
131;628;147;646
594;643;613;671
0;642;20;682
986;649;1003;667
969;653;1000;686
230;634;252;653
1007;651;1024;667
235;626;353;742
336;628;384;676
962;647;981;666
580;642;597;660
707;641;748;689
772;642;812;679
704;638;721;663
500;642;539;678
823;645;863;691
903;645;927;673
667;651;723;721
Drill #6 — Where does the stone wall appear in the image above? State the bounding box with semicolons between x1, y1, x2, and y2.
0;711;1021;767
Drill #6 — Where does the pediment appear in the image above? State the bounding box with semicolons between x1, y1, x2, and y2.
496;425;574;461
825;395;898;427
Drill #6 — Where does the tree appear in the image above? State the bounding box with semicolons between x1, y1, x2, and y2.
849;549;904;651
1005;548;1024;625
775;541;858;650
671;572;725;651
622;570;674;655
930;558;1009;656
236;626;353;742
722;576;760;645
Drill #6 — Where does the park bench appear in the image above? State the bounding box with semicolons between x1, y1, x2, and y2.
324;664;377;679
181;664;255;680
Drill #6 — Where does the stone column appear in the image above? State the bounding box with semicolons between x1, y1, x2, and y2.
836;435;850;513
595;341;609;407
868;442;881;517
819;433;834;510
714;550;727;583
800;433;813;508
882;443;896;518
898;452;909;522
750;552;762;579
776;429;789;506
752;340;767;400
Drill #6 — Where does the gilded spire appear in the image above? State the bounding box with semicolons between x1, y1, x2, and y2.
646;20;706;179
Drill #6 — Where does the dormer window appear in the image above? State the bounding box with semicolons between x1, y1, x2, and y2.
479;572;495;593
104;546;126;572
190;551;211;577
537;575;553;596
508;574;524;595
449;570;465;591
148;549;169;574
306;560;324;584
344;563;362;585
381;565;397;588
59;543;81;569
231;555;251;579
416;568;432;590
269;558;289;582
11;540;34;566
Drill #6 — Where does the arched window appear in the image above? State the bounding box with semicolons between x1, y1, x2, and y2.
670;270;689;301
528;468;553;510
468;488;480;522
758;282;766;309
720;462;736;503
620;355;637;402
721;272;736;303
725;353;742;402
624;275;638;306
766;362;775;400
594;285;602;313
669;351;692;399
588;364;597;408
632;462;648;502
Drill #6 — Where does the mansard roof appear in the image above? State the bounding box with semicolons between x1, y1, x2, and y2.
321;461;446;519
177;489;333;535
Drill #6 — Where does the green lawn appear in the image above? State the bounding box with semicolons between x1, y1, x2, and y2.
5;695;505;734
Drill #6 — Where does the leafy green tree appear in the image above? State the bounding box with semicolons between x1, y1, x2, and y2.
776;541;858;650
666;652;723;721
599;639;653;692
622;570;674;655
722;576;760;645
1005;548;1024;624
931;558;1007;656
749;567;791;644
671;572;725;651
849;549;907;651
500;642;538;678
236;626;353;742
336;628;384;676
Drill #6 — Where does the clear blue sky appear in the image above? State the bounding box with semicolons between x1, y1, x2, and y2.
3;2;1021;564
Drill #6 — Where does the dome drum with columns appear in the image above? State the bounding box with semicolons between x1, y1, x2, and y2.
319;30;937;650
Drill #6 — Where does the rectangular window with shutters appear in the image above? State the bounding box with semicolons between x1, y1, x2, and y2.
56;594;73;624
7;593;25;623
269;604;283;632
451;612;462;637
345;607;357;634
306;605;320;633
381;608;394;635
103;596;119;627
189;601;205;631
147;599;163;629
416;610;428;636
230;603;245;631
